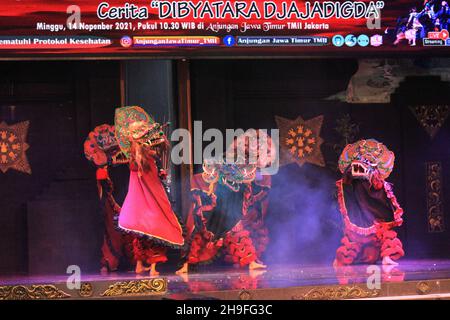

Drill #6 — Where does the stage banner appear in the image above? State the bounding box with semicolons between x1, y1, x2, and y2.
0;0;449;57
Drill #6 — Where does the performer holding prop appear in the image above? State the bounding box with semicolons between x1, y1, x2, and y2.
84;124;132;272
115;106;184;275
334;139;404;266
176;159;264;274
177;130;275;274
229;130;276;263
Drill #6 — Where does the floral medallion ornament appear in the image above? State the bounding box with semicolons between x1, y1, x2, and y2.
0;121;31;174
275;115;325;168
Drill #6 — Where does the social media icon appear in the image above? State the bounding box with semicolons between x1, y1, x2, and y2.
357;34;370;47
345;34;357;47
120;36;132;48
223;35;235;47
370;34;383;47
332;35;345;47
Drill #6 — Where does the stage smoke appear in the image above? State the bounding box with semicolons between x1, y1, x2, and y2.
264;164;342;265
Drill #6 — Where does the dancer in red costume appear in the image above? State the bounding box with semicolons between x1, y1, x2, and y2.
84;124;133;272
115;106;184;276
176;159;264;274
334;139;404;267
177;130;276;274
231;130;276;263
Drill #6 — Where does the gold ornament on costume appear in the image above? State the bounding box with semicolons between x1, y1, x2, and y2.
0;121;31;174
275;115;325;168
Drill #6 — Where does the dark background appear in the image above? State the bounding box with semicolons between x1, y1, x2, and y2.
0;61;122;274
0;58;449;275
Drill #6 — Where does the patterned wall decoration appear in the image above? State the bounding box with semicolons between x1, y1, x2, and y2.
100;279;167;297
410;105;449;140
0;284;70;300
275;115;325;168
326;59;450;104
426;162;444;233
0;121;31;174
327;114;360;170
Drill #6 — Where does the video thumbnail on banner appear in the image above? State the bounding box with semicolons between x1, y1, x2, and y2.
0;0;449;57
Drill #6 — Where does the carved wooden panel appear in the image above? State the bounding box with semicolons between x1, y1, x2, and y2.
426;162;445;233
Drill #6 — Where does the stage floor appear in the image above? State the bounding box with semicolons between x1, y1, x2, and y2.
2;259;450;299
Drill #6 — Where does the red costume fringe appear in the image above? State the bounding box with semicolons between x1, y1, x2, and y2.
132;237;168;265
335;179;405;266
187;230;221;265
97;168;134;271
185;174;259;267
223;224;257;267
336;178;403;237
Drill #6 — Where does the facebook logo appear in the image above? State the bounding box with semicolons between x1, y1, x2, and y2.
447;39;450;46
223;35;235;47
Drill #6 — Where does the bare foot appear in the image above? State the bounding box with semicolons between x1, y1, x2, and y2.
249;269;267;279
149;263;160;276
135;260;150;274
100;266;109;274
249;261;267;270
382;263;397;274
332;259;339;268
176;262;188;275
149;270;160;276
382;256;399;266
178;273;189;283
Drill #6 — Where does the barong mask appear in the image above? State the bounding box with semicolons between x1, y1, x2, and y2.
334;139;404;265
225;130;277;171
114;106;167;159
84;124;127;167
338;139;394;182
202;158;256;192
127;120;166;148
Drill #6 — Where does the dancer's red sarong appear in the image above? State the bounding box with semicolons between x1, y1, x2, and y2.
119;159;184;247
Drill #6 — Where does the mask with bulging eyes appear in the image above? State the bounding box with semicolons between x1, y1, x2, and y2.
339;139;395;181
202;158;256;191
128;121;165;148
349;159;377;180
84;124;127;167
